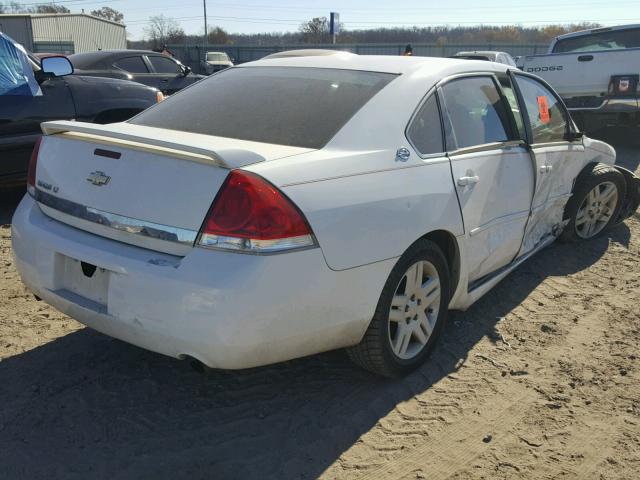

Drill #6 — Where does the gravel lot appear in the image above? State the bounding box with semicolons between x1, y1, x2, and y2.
0;131;638;480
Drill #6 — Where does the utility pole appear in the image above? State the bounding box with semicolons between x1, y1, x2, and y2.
203;0;208;50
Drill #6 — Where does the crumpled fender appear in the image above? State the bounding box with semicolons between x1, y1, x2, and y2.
614;166;640;223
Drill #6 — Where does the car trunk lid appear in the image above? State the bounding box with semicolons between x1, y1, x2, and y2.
34;121;312;256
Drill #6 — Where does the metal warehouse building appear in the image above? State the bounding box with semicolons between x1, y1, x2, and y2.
0;13;126;53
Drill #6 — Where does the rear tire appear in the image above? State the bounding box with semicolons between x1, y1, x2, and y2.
560;164;626;243
347;239;450;378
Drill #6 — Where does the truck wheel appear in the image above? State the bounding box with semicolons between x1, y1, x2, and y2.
560;164;626;242
347;239;450;378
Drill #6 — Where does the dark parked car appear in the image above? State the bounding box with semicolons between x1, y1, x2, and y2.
69;50;205;95
0;34;161;187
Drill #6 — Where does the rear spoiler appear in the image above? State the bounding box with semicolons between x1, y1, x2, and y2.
41;120;233;168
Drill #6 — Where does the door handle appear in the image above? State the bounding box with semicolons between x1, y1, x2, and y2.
457;173;480;186
540;165;553;173
577;55;594;62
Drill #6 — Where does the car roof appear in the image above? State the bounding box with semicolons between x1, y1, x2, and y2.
243;54;510;76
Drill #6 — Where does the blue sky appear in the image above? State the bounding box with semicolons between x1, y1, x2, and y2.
62;0;640;40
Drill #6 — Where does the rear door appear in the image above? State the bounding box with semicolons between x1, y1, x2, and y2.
511;72;585;254
146;55;188;95
440;75;535;284
112;55;158;88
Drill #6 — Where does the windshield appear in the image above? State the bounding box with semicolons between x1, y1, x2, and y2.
553;27;640;53
207;53;228;62
130;66;397;149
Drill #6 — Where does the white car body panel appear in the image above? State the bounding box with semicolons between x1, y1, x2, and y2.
11;55;627;369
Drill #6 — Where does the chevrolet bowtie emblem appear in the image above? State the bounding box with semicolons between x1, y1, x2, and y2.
87;171;111;186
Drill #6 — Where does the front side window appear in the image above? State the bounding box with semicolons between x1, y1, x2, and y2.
148;55;182;74
114;56;149;74
439;76;511;150
553;28;640;53
407;94;444;155
131;66;396;149
513;75;568;144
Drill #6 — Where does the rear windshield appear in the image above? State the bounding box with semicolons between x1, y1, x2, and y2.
553;28;640;53
130;66;397;149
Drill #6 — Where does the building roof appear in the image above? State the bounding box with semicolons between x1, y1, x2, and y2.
0;13;125;28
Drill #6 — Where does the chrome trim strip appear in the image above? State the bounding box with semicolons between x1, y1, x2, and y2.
34;189;198;246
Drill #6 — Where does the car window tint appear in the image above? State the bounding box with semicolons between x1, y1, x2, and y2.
407;94;443;155
439;76;510;150
497;76;526;139
553;28;640;53
148;56;181;74
113;56;149;73
131;66;396;149
513;75;568;144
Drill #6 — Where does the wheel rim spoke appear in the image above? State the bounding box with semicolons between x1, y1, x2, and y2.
575;181;618;239
421;276;441;308
387;260;441;360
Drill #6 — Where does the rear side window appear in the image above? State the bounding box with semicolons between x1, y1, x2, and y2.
439;76;511;150
513;75;568;144
407;94;443;155
148;55;182;74
553;28;640;53
113;56;149;73
131;67;396;149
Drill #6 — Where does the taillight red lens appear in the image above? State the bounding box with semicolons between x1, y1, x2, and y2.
27;136;42;196
198;170;315;253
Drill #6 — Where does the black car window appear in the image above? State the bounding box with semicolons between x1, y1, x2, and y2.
439;76;511;150
407;94;444;155
148;56;182;74
113;56;149;74
497;76;526;139
130;66;397;149
513;74;569;144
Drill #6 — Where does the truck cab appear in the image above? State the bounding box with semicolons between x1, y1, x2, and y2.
519;24;640;132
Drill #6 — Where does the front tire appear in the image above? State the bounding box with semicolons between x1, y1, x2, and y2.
560;164;626;243
347;239;450;378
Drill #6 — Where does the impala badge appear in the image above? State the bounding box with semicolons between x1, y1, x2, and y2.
87;171;110;186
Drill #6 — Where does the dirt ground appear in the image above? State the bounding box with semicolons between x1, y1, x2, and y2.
0;132;638;480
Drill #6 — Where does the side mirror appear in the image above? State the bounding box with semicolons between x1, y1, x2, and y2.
41;56;73;77
182;65;192;76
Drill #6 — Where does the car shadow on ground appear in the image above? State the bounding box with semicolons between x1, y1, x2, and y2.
0;222;631;480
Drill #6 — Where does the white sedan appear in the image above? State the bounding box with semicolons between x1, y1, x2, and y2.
12;53;640;377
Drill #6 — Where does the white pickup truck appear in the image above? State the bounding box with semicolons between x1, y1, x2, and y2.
518;24;640;132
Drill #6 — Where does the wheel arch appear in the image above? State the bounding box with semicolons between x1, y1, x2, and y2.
419;229;461;301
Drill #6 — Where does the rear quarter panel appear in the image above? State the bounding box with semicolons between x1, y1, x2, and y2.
252;149;464;271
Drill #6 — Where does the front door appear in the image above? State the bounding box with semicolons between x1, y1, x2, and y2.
511;72;585;254
439;75;535;284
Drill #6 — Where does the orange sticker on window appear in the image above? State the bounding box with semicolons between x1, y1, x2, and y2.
537;96;550;124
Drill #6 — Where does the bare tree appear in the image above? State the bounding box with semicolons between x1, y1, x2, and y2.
35;4;70;13
90;7;124;23
144;15;185;47
299;17;330;44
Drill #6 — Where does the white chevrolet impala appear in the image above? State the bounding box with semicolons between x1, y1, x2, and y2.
12;53;640;377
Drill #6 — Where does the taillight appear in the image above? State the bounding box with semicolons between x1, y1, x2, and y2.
27;136;42;197
197;170;316;253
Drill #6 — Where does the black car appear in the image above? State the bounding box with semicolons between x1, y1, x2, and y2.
0;34;161;187
69;50;205;95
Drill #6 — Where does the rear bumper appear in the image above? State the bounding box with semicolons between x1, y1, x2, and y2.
12;196;394;369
